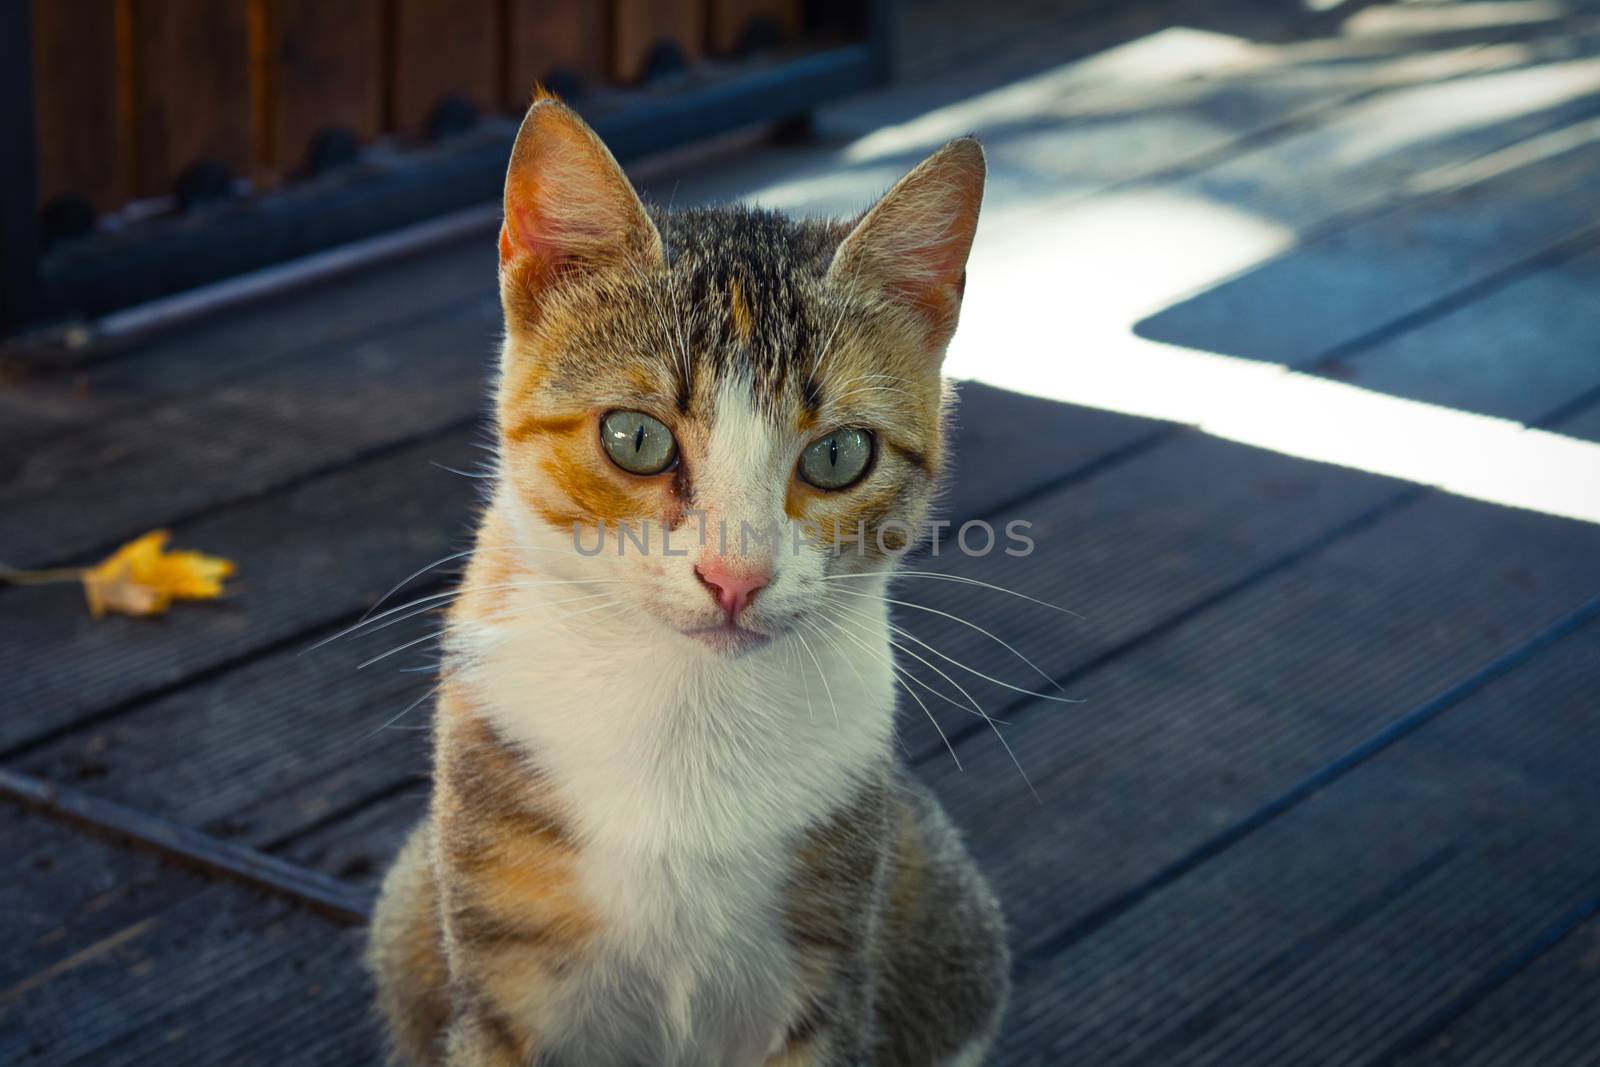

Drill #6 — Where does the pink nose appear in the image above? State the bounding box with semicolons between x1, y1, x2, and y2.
695;562;770;618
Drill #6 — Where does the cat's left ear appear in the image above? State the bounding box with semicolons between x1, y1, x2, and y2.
827;137;985;353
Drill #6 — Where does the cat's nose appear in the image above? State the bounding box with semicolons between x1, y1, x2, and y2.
694;562;770;619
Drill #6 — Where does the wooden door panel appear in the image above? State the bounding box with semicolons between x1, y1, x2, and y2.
266;0;384;177
129;0;252;197
387;0;500;134
611;0;705;83
505;0;608;104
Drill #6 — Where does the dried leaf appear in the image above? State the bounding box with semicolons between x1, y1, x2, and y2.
81;530;237;618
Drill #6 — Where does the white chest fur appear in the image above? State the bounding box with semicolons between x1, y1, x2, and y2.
450;579;896;1065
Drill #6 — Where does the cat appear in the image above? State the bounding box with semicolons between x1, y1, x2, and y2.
365;97;1009;1067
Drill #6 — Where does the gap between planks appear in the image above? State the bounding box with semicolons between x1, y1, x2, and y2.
0;766;372;925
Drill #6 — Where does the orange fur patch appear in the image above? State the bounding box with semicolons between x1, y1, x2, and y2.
436;690;597;962
504;411;586;444
729;277;755;346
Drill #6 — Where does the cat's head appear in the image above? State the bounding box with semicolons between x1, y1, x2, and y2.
492;101;984;656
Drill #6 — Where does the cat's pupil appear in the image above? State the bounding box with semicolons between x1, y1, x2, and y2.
633;425;645;453
829;438;838;467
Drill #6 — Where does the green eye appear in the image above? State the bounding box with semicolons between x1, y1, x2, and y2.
600;411;678;475
798;428;873;490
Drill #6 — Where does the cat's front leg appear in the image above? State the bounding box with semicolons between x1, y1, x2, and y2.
443;998;535;1067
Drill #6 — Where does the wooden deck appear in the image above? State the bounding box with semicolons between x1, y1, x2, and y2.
4;1;1600;1063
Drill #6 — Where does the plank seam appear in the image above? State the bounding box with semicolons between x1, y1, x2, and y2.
1316;224;1600;365
260;771;429;855
932;298;1600;758
923;485;1428;757
1080;842;1465;1062
11;410;486;575
1365;891;1600;1067
0;767;373;924
1012;590;1600;974
2;283;494;457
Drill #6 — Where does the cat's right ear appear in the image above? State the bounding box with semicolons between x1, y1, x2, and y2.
499;100;664;304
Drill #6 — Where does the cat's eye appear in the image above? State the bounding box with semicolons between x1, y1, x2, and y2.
798;428;874;491
600;411;678;475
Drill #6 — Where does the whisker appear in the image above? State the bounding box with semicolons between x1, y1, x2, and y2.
358;549;476;623
430;461;495;480
828;602;1036;798
786;632;814;721
820;609;963;771
358;628;446;670
823;607;993;722
797;614;873;698
306;588;466;653
793;628;839;727
306;577;625;653
363;592;616;669
831;599;1081;705
825;570;1084;621
831;586;1072;698
357;682;442;742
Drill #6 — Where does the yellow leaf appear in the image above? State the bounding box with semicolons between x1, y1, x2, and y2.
81;530;237;618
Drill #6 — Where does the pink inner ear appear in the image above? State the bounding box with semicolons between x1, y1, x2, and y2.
832;141;984;341
501;166;642;277
500;102;637;274
501;197;556;270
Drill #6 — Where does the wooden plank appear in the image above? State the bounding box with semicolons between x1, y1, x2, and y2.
10;604;436;855
0;229;495;453
0;768;371;922
32;0;127;214
387;0;499;134
1560;400;1600;442
31;4;1557;322
0;806;377;1066
128;0;253;197
2;802;181;993
1326;244;1600;420
1392;913;1600;1066
0;430;485;755
33;42;878;325
0;293;501;572
991;610;1600;1065
707;0;802;55
263;0;384;176
504;0;607;103
285;784;430;891
1131;146;1600;366
917;487;1600;967
897;373;1600;760
611;0;705;83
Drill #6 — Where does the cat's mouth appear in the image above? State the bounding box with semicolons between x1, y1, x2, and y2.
679;621;773;656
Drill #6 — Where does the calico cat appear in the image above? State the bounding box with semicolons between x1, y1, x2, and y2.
365;98;1009;1066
